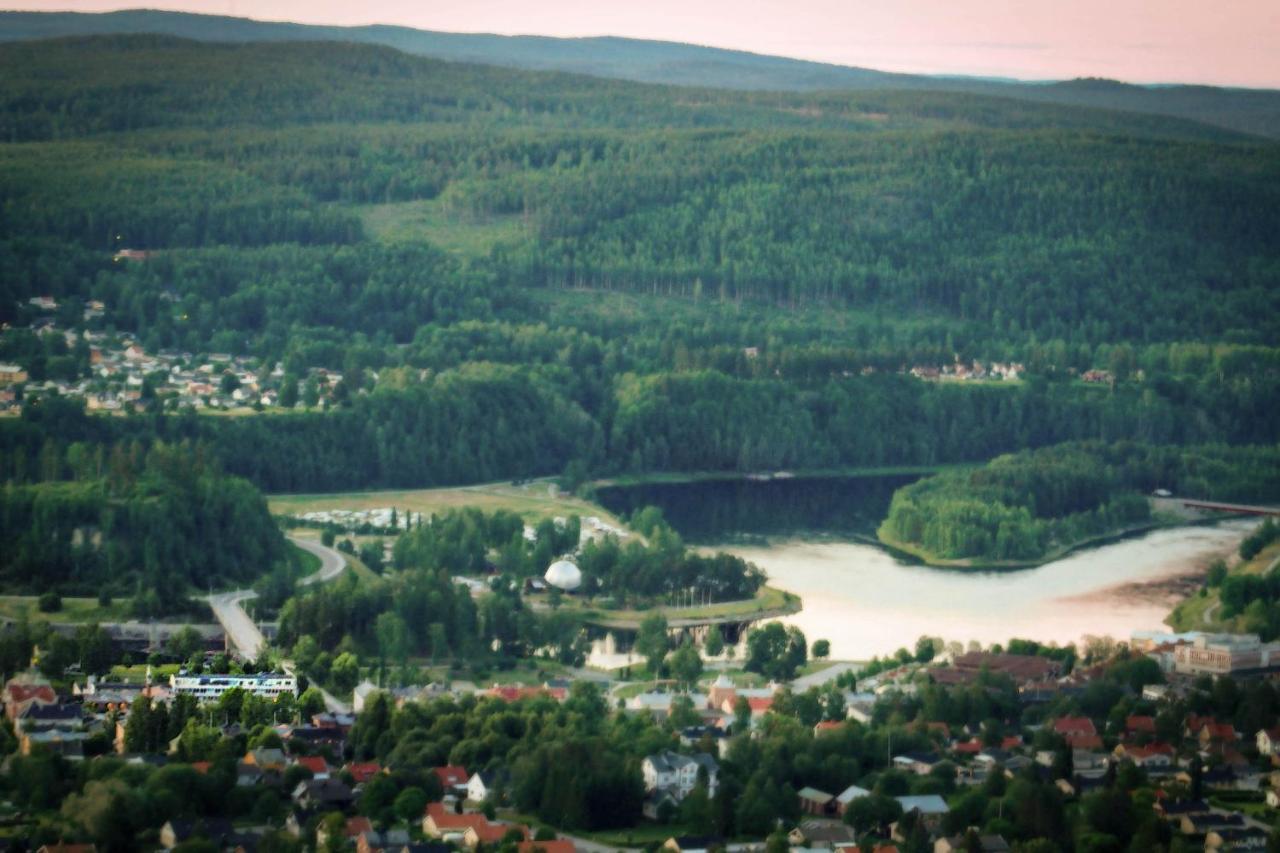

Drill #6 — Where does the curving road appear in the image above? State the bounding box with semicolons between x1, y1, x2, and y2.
294;535;348;586
206;535;352;712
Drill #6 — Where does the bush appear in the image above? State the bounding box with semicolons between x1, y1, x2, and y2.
37;592;62;613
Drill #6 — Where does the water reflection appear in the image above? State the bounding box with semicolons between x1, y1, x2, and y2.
722;520;1258;660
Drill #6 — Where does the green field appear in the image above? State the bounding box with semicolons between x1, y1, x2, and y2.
357;198;526;255
270;479;628;528
0;595;132;625
558;585;799;629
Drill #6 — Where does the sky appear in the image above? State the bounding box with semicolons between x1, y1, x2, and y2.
10;0;1280;88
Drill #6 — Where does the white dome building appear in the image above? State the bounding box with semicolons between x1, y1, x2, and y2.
544;559;582;592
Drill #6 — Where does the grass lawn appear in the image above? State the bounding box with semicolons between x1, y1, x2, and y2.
558;585;799;628
292;543;322;576
269;479;626;529
0;595;133;625
579;823;687;847
110;663;182;681
356;198;525;256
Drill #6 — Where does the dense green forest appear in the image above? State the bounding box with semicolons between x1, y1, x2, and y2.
879;443;1280;563
0;440;289;608
0;36;1278;496
5;10;1280;138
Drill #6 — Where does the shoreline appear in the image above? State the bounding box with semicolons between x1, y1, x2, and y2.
873;515;1245;574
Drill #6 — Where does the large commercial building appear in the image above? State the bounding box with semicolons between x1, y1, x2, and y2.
1173;634;1280;676
169;672;297;701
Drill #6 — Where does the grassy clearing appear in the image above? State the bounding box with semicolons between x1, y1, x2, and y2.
558;585;798;628
0;596;132;625
356;198;525;255
110;663;182;681
270;479;626;528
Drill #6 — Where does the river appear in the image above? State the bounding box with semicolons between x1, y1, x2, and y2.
722;520;1259;659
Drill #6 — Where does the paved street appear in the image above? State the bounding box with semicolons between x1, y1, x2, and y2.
206;535;353;712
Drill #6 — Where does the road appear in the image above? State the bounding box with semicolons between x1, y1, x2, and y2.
294;535;348;585
791;661;861;690
206;535;353;712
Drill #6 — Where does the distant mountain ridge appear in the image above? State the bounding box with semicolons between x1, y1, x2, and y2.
2;9;1280;138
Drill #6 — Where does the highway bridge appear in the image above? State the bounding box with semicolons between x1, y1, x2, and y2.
1182;500;1280;517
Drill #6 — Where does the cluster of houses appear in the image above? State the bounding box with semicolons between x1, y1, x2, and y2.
906;361;1024;383
0;314;347;415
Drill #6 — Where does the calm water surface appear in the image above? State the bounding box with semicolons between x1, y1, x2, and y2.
723;520;1258;659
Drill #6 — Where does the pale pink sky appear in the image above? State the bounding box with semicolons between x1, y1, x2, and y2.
11;0;1280;88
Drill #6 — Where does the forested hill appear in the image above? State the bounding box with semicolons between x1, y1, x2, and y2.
2;34;1279;495
0;35;1244;143
3;9;1279;138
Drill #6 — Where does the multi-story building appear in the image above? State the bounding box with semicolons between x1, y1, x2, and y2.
169;672;297;701
1173;634;1280;676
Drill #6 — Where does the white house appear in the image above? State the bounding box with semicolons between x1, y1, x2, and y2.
642;750;719;800
467;769;498;803
1257;727;1280;756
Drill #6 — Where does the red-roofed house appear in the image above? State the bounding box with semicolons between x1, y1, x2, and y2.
433;765;470;793
1001;736;1023;750
423;802;488;838
486;685;566;703
747;697;774;716
814;721;843;736
296;755;330;779
1199;723;1238;746
1053;717;1097;737
345;762;383;785
1114;742;1175;768
464;822;529;849
1066;734;1103;750
4;678;57;722
190;761;211;774
952;740;982;755
1126;715;1156;736
317;816;372;849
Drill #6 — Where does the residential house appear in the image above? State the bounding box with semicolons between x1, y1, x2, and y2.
432;765;470;796
1112;742;1174;769
356;827;415;853
787;821;857;847
4;674;57;722
796;787;835;816
317;816;372;850
642;750;719;799
1204;827;1268;850
245;748;288;772
1052;716;1102;750
467;769;499;803
292;778;354;813
463;821;528;849
892;752;942;775
835;785;871;817
159;818;234;850
1257;727;1280;757
295;755;330;779
345;762;383;785
422;802;488;839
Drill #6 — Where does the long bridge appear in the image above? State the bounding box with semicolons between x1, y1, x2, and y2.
1182;500;1280;517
